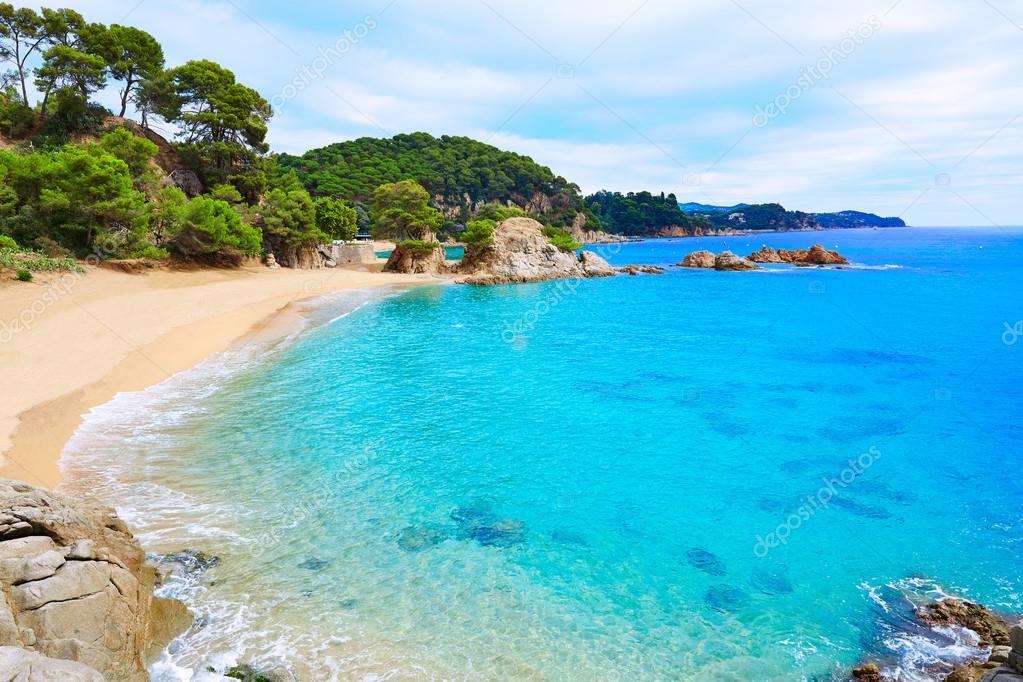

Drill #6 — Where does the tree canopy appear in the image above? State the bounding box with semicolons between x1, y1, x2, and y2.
371;179;442;242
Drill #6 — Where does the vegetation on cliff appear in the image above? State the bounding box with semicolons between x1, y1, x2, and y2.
584;190;710;236
276;133;598;231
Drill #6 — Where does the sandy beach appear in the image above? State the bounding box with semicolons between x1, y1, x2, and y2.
0;263;438;489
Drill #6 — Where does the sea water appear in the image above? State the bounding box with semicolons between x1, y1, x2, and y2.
61;227;1023;681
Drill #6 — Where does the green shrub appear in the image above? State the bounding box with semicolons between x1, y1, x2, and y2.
475;204;527;222
459;219;495;248
397;239;441;255
0;249;84;273
15;268;31;281
0;235;18;251
542;226;582;252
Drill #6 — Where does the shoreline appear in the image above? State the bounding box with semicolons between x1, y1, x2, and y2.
0;263;442;489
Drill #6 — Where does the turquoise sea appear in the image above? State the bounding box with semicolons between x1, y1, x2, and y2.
62;227;1023;681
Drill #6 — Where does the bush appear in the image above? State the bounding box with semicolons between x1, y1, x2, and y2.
475;204;526;222
0;235;18;250
459;219;495;248
543;226;582;252
15;268;31;281
397;239;441;255
0;249;84;272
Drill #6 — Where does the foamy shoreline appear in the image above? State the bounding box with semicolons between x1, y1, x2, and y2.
0;263;442;489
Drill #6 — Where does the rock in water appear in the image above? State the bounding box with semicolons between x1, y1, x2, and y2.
917;598;1011;647
579;250;616;277
383;241;448;274
396;525;447;552
851;662;882;681
460;217;612;285
750;568;794;595
0;479;191;681
714;251;760;271
297;557;331;571
617;265;665;276
748;246;785;263
704;585;749;612
678;250;716;268
685;548;727;576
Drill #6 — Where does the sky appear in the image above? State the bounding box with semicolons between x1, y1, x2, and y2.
37;0;1023;225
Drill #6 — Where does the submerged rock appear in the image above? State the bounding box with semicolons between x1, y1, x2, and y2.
685;548;727;576
396;525;448;553
704;585;749;612
750;568;794;595
296;557;331;572
471;519;526;548
450;504;526;548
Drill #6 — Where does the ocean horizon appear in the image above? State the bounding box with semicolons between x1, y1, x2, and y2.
60;227;1023;681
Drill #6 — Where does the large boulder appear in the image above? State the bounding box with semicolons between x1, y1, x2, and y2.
383;241;447;274
0;480;190;681
460;217;610;285
917;598;1011;647
714;251;760;271
774;244;849;266
579;251;616;277
0;646;103;680
748;246;785;263
678;250;717;268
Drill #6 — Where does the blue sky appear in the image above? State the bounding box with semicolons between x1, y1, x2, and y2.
51;1;1023;225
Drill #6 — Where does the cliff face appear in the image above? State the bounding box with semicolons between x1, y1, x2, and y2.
0;480;190;681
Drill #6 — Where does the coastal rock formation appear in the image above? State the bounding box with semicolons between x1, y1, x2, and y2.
0;480;191;681
917;598;1011;647
714;251;760;271
568;213;629;245
383;241;448;274
617;265;665;276
459;217;614;285
0;646;104;680
748;246;785;263
854;599;1023;682
678;250;717;268
749;244;850;266
579;251;616;277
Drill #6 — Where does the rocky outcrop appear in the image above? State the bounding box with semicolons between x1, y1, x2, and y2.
0;480;190;681
749;244;849;266
748;246;785;263
918;598;1011;647
0;646;104;680
678;250;717;269
459;217;614;285
617;265;665;276
383;241;447;274
579;251;616;277
568;213;629;245
851;662;881;681
714;251;760;271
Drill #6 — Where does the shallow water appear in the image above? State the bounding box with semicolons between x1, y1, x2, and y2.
62;227;1023;681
